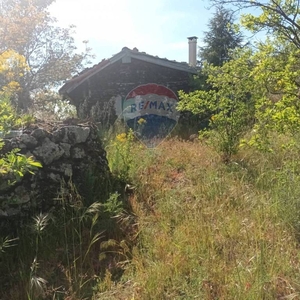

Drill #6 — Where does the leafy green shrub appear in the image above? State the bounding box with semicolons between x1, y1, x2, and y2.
0;96;42;190
178;48;255;161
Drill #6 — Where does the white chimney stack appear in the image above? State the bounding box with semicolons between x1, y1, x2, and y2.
187;36;198;67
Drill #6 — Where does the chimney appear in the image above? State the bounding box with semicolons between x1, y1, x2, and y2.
187;36;198;67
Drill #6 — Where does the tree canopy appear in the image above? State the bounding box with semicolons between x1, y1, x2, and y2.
210;0;300;48
0;49;28;97
199;6;244;66
179;0;300;159
0;0;93;111
192;6;244;93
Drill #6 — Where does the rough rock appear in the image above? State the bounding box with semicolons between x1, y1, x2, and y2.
31;128;50;140
19;134;38;148
0;123;110;227
52;126;91;144
33;138;65;165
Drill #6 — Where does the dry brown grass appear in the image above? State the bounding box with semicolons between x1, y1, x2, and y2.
3;134;300;299
96;136;300;299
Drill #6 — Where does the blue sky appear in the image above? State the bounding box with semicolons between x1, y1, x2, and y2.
48;0;263;65
48;0;215;64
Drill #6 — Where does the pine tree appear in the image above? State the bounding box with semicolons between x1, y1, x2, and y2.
199;6;243;66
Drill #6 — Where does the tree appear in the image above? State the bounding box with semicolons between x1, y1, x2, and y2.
206;0;300;147
180;36;300;156
32;89;77;121
209;0;300;49
199;6;244;66
249;39;300;144
179;0;300;159
0;0;93;112
192;6;244;94
0;49;29;98
178;47;256;160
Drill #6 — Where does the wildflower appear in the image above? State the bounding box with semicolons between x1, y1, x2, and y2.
137;117;147;125
116;133;127;143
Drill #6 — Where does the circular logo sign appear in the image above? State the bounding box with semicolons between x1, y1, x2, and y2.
122;84;180;147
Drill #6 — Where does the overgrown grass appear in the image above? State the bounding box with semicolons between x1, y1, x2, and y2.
0;175;130;299
96;134;300;299
2;131;300;299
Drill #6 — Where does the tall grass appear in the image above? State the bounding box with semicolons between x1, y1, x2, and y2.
0;172;128;299
96;134;300;299
2;130;300;299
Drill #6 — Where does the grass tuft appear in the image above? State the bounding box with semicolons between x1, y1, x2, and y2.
2;132;300;299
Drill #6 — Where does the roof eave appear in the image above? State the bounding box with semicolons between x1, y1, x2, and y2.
60;51;127;96
60;49;198;96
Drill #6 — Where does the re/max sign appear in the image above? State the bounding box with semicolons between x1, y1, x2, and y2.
130;100;174;113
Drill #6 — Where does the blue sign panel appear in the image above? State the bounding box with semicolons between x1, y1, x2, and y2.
123;84;180;147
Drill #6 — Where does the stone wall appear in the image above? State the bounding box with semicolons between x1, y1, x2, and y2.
68;58;195;125
0;123;110;223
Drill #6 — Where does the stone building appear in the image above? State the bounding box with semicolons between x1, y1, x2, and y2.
59;38;198;125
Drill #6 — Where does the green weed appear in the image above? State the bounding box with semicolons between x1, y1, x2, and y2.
3;132;300;299
100;137;300;299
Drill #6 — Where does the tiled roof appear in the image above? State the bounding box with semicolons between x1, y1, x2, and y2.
59;47;197;96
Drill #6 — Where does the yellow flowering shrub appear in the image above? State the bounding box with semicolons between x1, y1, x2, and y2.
116;133;127;143
107;130;135;181
0;50;29;97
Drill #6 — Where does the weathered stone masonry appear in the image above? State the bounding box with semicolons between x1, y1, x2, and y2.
0;124;110;222
71;59;194;124
59;47;197;126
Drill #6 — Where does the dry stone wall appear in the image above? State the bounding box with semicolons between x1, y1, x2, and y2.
68;58;194;124
0;123;110;223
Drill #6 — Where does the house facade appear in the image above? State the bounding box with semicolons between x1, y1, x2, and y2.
59;40;198;126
